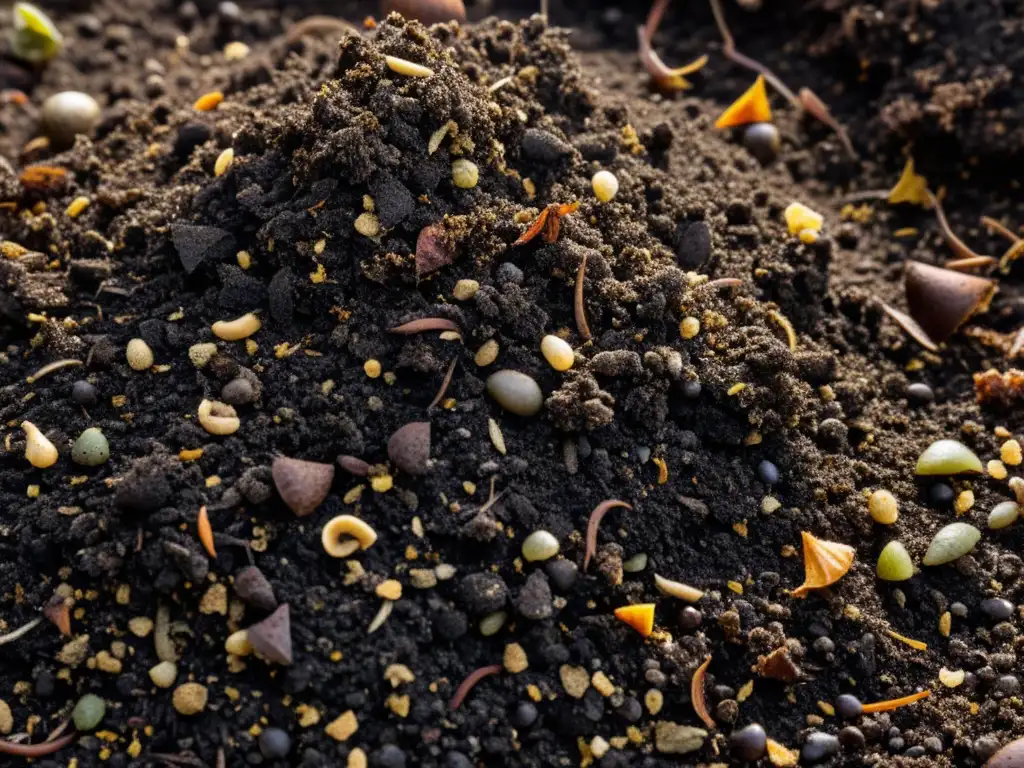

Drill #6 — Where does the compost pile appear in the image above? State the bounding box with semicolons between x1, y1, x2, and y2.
1;1;1024;767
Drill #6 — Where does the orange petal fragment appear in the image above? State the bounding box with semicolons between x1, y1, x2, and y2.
885;629;927;651
690;655;715;729
790;531;855;598
887;159;929;206
614;603;655;638
766;739;799;767
194;91;224;111
714;75;772;129
198;505;217;559
514;208;550;246
860;689;930;714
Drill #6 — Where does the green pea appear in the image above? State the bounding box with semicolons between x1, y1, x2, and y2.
72;693;105;731
876;541;913;581
915;439;983;476
9;3;63;64
922;522;981;566
72;427;109;466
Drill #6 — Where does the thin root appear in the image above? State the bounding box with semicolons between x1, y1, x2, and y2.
583;499;633;571
450;664;502;710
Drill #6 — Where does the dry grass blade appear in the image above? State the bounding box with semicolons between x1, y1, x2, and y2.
26;358;82;384
928;191;990;264
583;499;632;571
691;655;715;729
0;616;43;645
981;216;1021;244
798;88;857;159
945;255;996;272
575;254;592;340
860;690;930;714
197;506;216;558
390;317;461;335
450;664;502;710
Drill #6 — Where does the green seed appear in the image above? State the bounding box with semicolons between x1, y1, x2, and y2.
72;693;106;731
922;522;981;566
479;610;507;637
72;427;109;466
486;370;543;416
988;501;1020;530
876;541;913;581
622;553;648;573
452;159;479;189
9;2;63;64
522;530;559;562
915;439;983;476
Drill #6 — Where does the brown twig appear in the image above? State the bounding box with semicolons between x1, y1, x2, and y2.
638;0;708;90
450;664;502;710
927;190;991;265
691;655;715;729
428;357;458;410
944;256;996;272
574;254;592;340
45;719;71;743
583;500;632;571
389;318;460;335
0;733;75;757
981;216;1021;244
798;88;856;159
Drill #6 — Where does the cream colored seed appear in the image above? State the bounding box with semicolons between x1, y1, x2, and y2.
954;489;975;515
592;170;619;203
322;515;377;558
385;55;433;78
376;580;402;600
988;459;1008;480
1001;439;1022;466
939;668;965;688
475;339;499;367
211;312;260;341
223;41;250;60
236;250;251;269
354;213;380;237
66;196;90;218
452;159;479;189
680;316;701;339
214;148;234;177
868;489;898;525
654;573;704;602
453;279;480;301
21;421;58;468
126;338;154;370
364;359;382;378
540;334;573;372
188;343;218;369
225;629;252;656
197;399;240;436
149;661;178;689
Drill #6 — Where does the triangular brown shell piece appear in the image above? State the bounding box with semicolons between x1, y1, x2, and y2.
248;604;292;665
272;456;335;517
234;566;277;612
905;261;996;344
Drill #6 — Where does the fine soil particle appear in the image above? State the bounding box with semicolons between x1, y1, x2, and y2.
1;1;1023;767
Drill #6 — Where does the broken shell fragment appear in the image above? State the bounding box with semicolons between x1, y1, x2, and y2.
197;399;240;436
915;439;983;476
387;422;431;475
322;515;377;558
654;574;704;602
272;455;335;517
791;531;855;598
904;260;995;345
614;604;654;638
247;604;292;665
922;522;981;566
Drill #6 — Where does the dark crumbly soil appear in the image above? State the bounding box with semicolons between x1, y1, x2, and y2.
1;1;1023;767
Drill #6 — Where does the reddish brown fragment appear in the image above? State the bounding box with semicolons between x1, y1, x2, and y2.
928;191;990;264
337;455;371;476
428;357;457;410
0;733;75;757
389;317;460;335
450;664;502;710
43;595;72;636
574;253;591;340
19;165;67;191
973;368;1024;408
755;646;800;682
415;223;455;277
514;208;551;246
515;202;579;246
691;655;715;729
583;499;632;571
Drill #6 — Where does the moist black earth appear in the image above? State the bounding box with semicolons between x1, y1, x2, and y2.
1;1;1024;767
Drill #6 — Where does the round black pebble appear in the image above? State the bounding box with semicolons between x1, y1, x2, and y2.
71;380;99;406
444;753;472;768
510;701;538;728
683;380;702;399
835;694;863;719
545;559;578;593
742;123;780;165
928;483;954;507
981;598;1014;622
839;726;866;750
679;606;703;631
906;382;935;404
258;728;292;759
757;460;780;485
729;723;767;761
373;745;406;768
802;732;840;763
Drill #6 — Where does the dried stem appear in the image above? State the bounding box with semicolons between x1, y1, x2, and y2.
981;216;1021;244
26;358;82;384
575;254;592;340
450;664;502;709
583;500;632;571
691;655;715;729
927;191;990;265
0;616;43;646
0;733;75;757
428;357;458;410
860;689;931;714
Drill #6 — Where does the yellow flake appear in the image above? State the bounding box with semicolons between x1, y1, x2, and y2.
325;710;359;742
784;202;824;235
887;158;929;206
727;580;744;594
310;263;327;284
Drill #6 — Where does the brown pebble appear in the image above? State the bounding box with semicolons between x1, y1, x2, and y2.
272;455;335;516
172;682;208;716
247;604;293;665
233;566;277;612
387;422;431;476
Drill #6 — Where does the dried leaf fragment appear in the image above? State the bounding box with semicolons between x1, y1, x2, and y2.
791;531;854;598
887;158;929;206
514;201;580;246
714;75;772;129
690;655;715;729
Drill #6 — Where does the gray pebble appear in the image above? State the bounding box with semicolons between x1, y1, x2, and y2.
906;382;934;404
42;91;101;147
221;377;255;405
514;571;552;620
981;598;1014;622
520;128;572;163
258;728;292;759
496;262;524;285
460;573;508;615
801;732;839;763
545;559;577;593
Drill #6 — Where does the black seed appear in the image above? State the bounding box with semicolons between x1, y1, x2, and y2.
510;702;538;728
928;483;954;507
839;726;865;750
258;728;292;759
742;123;780;165
729;723;767;761
71;380;98;406
835;694;863;719
757;460;779;485
906;382;934;404
545;559;578;593
676;221;712;270
981;598;1014;622
679;606;703;631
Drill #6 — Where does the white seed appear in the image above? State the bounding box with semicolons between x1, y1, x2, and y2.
522;530;559;562
214;148;234;177
368;599;394;634
452;159;479;189
988;500;1020;530
188;342;219;368
224;629;252;656
211;312;261;341
197;399;240;436
868;489;899;525
654;573;704;602
322;515;378;558
592;170;619;203
21;421;57;468
938;667;965;688
148;661;178;689
355;212;380;237
385;55;433;78
540;335;574;372
126;338;154;370
622;553;648;573
487;418;506;456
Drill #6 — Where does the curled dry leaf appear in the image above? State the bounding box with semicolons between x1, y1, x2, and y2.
791;531;854;598
690;655;715;729
415;223;455;277
387;422;431;475
755;646;800;681
272;455;335;517
43;594;72;636
904;260;995;345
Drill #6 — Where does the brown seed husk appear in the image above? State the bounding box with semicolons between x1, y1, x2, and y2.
381;0;466;25
43;594;72;636
755;646;800;682
233;566;278;612
337;455;371;476
387;422;431;476
904;260;996;344
415;223;455;276
247;604;293;665
272;455;335;517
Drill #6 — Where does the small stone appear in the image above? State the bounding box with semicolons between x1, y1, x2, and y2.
906;382;934;403
654;722;707;754
486;370;543;416
149;661;178;688
729;723;767;761
221;377;256;405
801;732;840;763
515;571;553;620
510;702;538;728
325;710;358;742
258;728;292;759
71;380;98;406
679;606;703;630
835;694;863;719
545;559;577;592
522;530;559;562
41;91;100;147
757;460;779;485
742;122;780;165
838;727;866;750
460;573;509;615
560;665;590;698
72;693;106;731
503;643;528;673
172;683;208;716
981;598;1014;622
452;279;479;301
247;604;293;665
929;482;955;506
234;566;277;611
387;422;431;476
272;456;335;517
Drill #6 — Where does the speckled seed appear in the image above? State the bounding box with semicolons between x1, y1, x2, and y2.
876;541;913;581
540;335;574;372
172;682;208;716
868;490;898;525
592;170;619;203
522;531;559;562
915;439;983;475
453;279;480;301
834;694;863;719
71;427;109;466
72;693;105;731
41;91;100;147
148;660;178;688
452;159;479;189
922;522;981;566
188;342;218;368
479;611;507;636
354;213;380;237
988;501;1020;530
486;370;543;416
126;338;154;370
